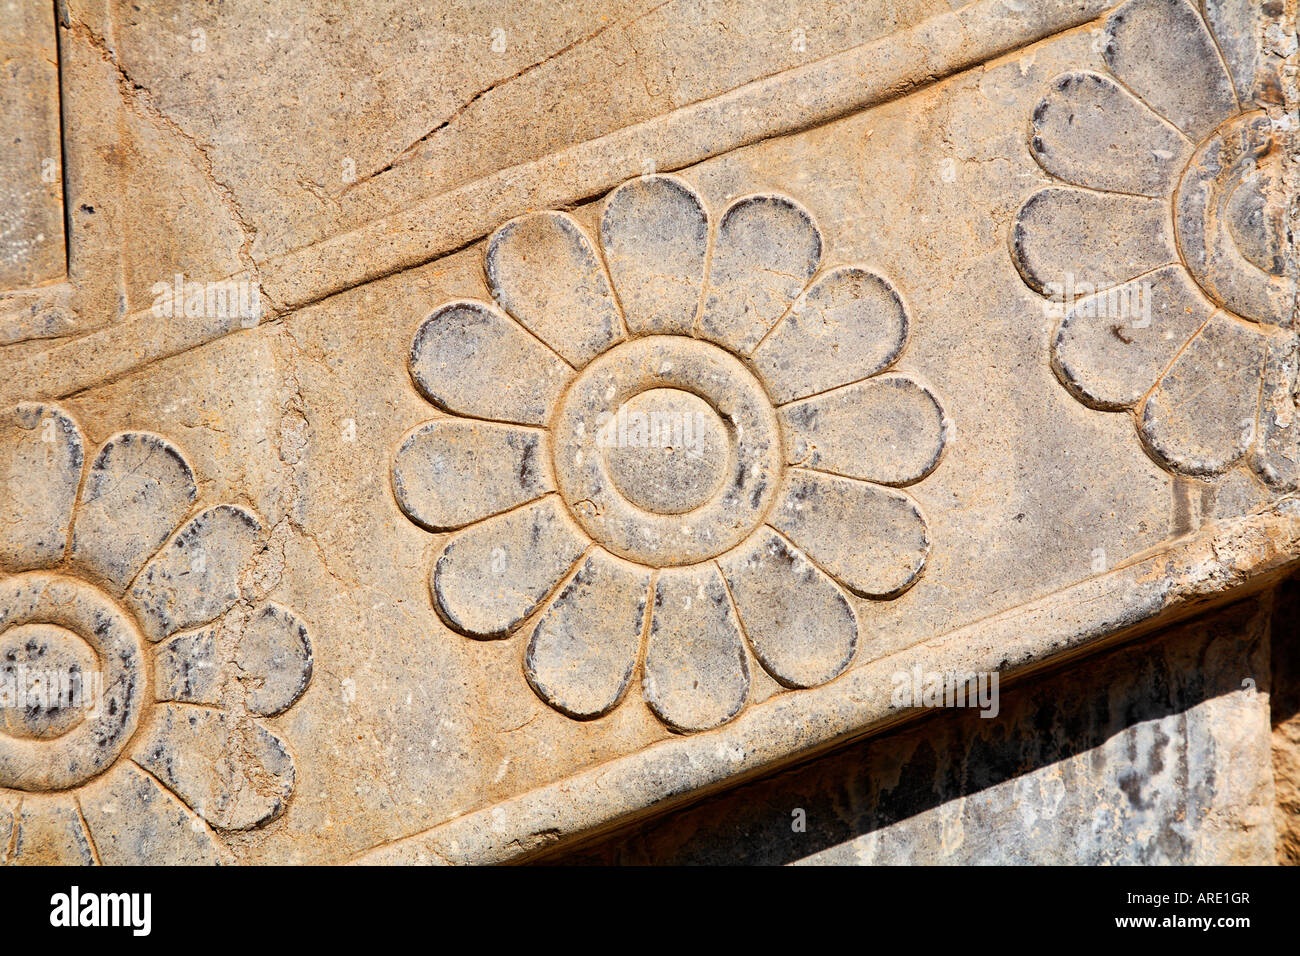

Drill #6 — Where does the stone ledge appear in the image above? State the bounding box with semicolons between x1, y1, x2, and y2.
355;499;1300;863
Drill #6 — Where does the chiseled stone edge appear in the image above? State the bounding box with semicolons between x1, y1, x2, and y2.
354;499;1300;864
262;0;1114;310
0;0;1118;409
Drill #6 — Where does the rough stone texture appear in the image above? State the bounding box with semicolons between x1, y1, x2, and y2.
0;409;312;861
1272;575;1300;864
0;2;64;292
550;596;1278;865
0;0;1296;864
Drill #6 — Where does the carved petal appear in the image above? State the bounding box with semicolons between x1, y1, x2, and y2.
432;496;587;639
769;469;930;598
719;528;858;689
486;211;623;365
600;175;709;335
698;194;822;353
1102;0;1238;141
1030;71;1191;197
643;564;750;733
0;402;82;572
1139;313;1266;476
525;550;649;719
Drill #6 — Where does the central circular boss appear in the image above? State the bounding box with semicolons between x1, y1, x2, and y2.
0;573;147;792
550;336;783;567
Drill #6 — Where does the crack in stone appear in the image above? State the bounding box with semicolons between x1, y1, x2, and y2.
63;16;283;315
343;0;676;193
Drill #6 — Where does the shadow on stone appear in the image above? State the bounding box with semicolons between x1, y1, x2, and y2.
542;594;1277;865
1270;576;1300;865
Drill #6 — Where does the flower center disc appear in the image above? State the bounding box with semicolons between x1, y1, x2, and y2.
0;573;147;792
602;388;730;515
551;335;783;567
1175;113;1293;325
0;624;96;741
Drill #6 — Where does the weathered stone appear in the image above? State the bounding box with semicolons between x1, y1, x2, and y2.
1252;332;1300;491
0;573;146;792
431;495;587;638
392;419;552;531
485;212;624;366
698;195;823;352
779;375;949;485
10;798;96;865
1102;0;1239;141
718;529;858;689
70;432;198;591
1138;313;1266;476
751;267;910;405
80;762;222;866
0;1;64;290
643;565;751;733
1029;71;1192;198
0;403;82;572
549;596;1277;865
236;604;313;718
0;405;311;862
133;704;295;831
600;175;710;336
547;334;784;567
154;626;223;708
524;551;650;720
127;504;264;642
769;470;930;598
409;300;573;426
1051;264;1213;411
1175;113;1293;326
1012;187;1176;297
0;0;1294;866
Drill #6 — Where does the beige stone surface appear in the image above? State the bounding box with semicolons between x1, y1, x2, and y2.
0;0;1296;864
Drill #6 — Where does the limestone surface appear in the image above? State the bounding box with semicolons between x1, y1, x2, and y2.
0;406;311;863
394;178;945;732
0;0;1296;864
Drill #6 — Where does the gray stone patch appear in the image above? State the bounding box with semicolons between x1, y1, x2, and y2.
643;565;750;733
751;266;909;405
392;419;552;532
718;528;858;689
127;504;263;642
1138;313;1266;476
485;211;624;366
0;403;82;572
769;469;930;598
1102;0;1239;141
698;194;823;352
779;374;949;486
432;495;587;639
1030;71;1191;198
409;300;573;426
1012;187;1176;298
70;431;198;592
525;550;650;720
133;703;295;831
600;175;710;336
